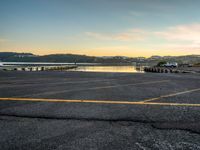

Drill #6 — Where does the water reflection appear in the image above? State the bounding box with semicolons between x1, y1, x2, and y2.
69;66;144;73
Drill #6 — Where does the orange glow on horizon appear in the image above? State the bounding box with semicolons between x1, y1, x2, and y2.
1;48;199;58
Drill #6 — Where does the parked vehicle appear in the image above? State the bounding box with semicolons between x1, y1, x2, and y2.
163;62;178;67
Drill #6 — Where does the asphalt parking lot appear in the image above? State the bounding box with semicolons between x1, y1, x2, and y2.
0;70;200;150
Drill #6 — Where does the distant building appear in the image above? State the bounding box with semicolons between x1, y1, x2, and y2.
14;53;35;58
101;56;114;59
163;56;173;59
149;55;162;60
136;57;146;61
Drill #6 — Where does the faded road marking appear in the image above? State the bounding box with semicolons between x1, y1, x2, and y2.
141;88;200;103
1;97;200;107
0;79;117;89
20;80;170;97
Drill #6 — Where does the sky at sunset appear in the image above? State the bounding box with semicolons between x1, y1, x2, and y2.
1;0;200;57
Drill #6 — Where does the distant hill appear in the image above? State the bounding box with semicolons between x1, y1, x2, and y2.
0;52;95;63
0;52;37;61
0;52;200;64
0;52;132;63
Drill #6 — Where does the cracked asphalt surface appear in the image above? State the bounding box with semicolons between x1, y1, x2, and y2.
0;70;200;150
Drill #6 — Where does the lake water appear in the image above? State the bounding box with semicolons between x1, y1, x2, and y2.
69;66;144;73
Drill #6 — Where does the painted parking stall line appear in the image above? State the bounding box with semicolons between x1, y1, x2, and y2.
1;97;200;107
20;80;170;97
141;88;200;103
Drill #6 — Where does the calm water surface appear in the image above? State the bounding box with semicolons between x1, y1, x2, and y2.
69;66;144;73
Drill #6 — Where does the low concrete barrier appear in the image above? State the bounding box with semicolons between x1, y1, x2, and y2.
144;67;197;74
144;67;180;73
2;65;77;72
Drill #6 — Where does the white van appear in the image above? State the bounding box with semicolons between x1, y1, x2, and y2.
0;62;3;67
164;62;178;67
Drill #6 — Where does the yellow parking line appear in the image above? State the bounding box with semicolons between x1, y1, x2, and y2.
144;102;200;107
0;97;140;104
141;88;200;103
0;97;200;107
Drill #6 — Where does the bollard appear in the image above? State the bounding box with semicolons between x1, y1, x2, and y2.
41;67;44;71
17;68;22;71
156;68;159;73
174;70;179;73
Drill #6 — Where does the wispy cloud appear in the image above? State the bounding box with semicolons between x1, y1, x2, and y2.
129;11;145;17
155;24;200;43
94;45;132;51
85;29;148;41
0;38;9;43
153;23;200;51
83;23;200;54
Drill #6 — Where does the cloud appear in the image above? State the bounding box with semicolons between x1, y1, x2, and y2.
86;23;200;44
129;11;145;17
84;23;200;54
155;24;200;44
153;23;200;52
94;45;132;51
85;29;147;41
0;38;9;43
